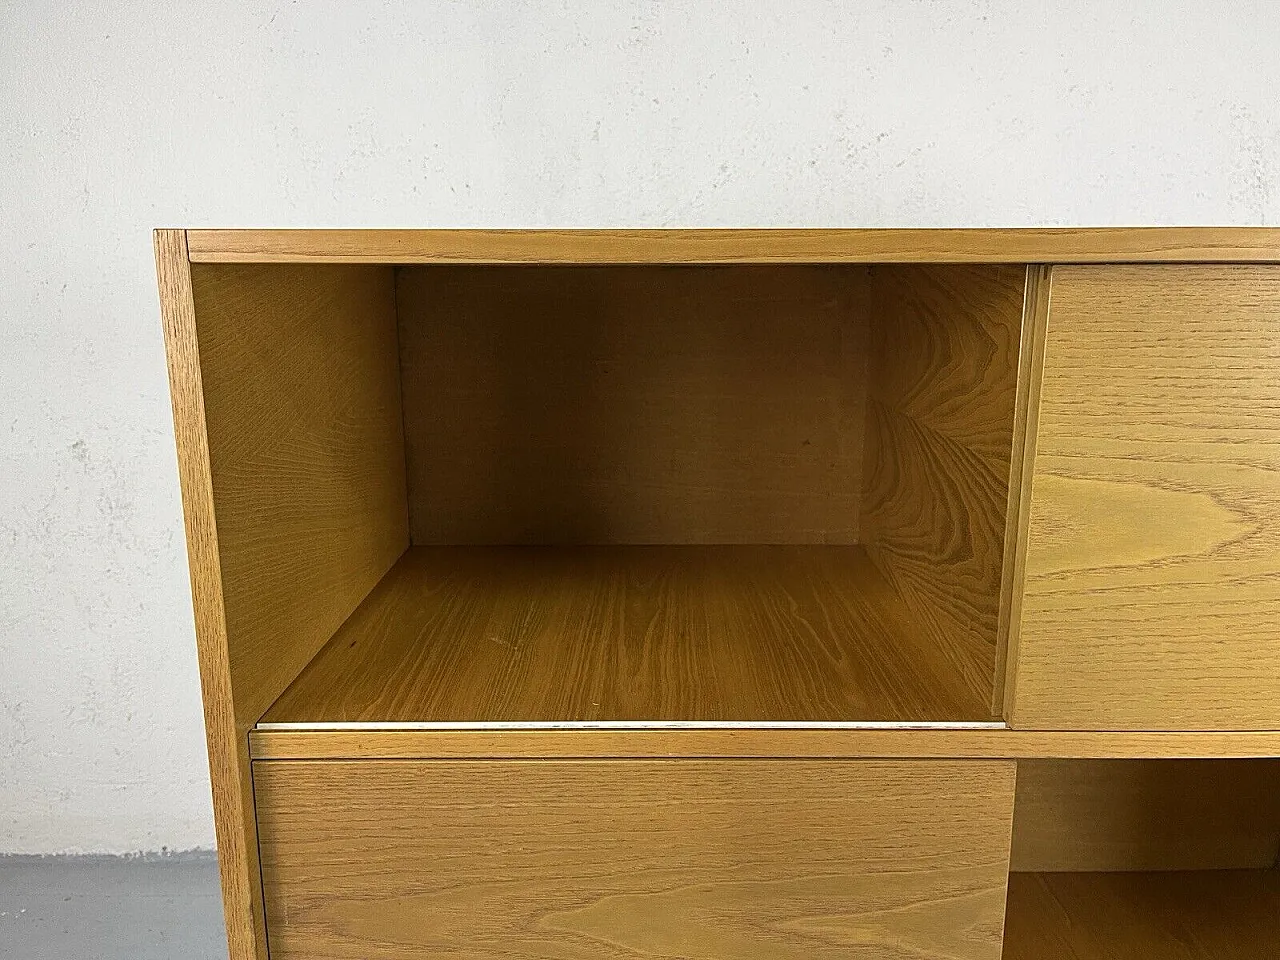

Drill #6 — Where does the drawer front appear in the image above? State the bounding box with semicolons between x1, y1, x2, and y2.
1012;265;1280;729
255;759;1015;960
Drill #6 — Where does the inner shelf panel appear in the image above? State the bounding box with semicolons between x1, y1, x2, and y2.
260;545;998;727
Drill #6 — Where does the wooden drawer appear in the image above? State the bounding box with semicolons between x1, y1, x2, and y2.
254;759;1015;960
1011;265;1280;729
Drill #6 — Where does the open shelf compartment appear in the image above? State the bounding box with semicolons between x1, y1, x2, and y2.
184;259;1032;729
1003;758;1280;959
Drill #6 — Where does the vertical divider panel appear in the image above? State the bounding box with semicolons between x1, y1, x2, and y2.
995;266;1052;718
861;265;1029;714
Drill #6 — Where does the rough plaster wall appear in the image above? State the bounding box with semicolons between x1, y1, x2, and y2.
1;0;1278;853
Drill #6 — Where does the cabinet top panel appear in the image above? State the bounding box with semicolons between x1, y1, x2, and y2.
180;227;1280;264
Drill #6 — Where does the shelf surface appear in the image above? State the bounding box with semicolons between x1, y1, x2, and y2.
1003;871;1280;959
261;545;996;727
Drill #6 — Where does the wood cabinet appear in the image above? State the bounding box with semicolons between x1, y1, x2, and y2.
156;229;1280;960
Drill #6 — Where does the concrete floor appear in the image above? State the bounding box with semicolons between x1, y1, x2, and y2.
0;855;226;960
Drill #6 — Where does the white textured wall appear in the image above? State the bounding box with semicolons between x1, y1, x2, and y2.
2;0;1278;853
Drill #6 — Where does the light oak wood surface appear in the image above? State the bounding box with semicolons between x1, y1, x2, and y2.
248;726;1280;760
255;759;1016;960
188;262;410;729
159;230;1280;960
262;545;993;725
396;264;868;544
1011;266;1280;729
862;265;1026;710
996;266;1051;716
185;227;1280;264
1003;871;1280;960
155;231;267;960
1010;759;1280;871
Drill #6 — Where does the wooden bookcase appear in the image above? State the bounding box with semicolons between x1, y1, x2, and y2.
156;229;1280;960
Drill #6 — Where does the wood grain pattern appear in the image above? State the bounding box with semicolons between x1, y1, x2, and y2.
188;262;409;729
1011;759;1280;871
262;545;993;725
396;264;868;544
185;227;1280;264
1003;871;1280;960
154;230;266;960
255;759;1016;960
248;726;1280;761
862;265;1027;711
1012;266;1280;730
995;266;1050;716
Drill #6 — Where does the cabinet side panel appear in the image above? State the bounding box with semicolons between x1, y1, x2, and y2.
1012;265;1280;729
154;230;267;960
862;265;1027;711
188;262;409;729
